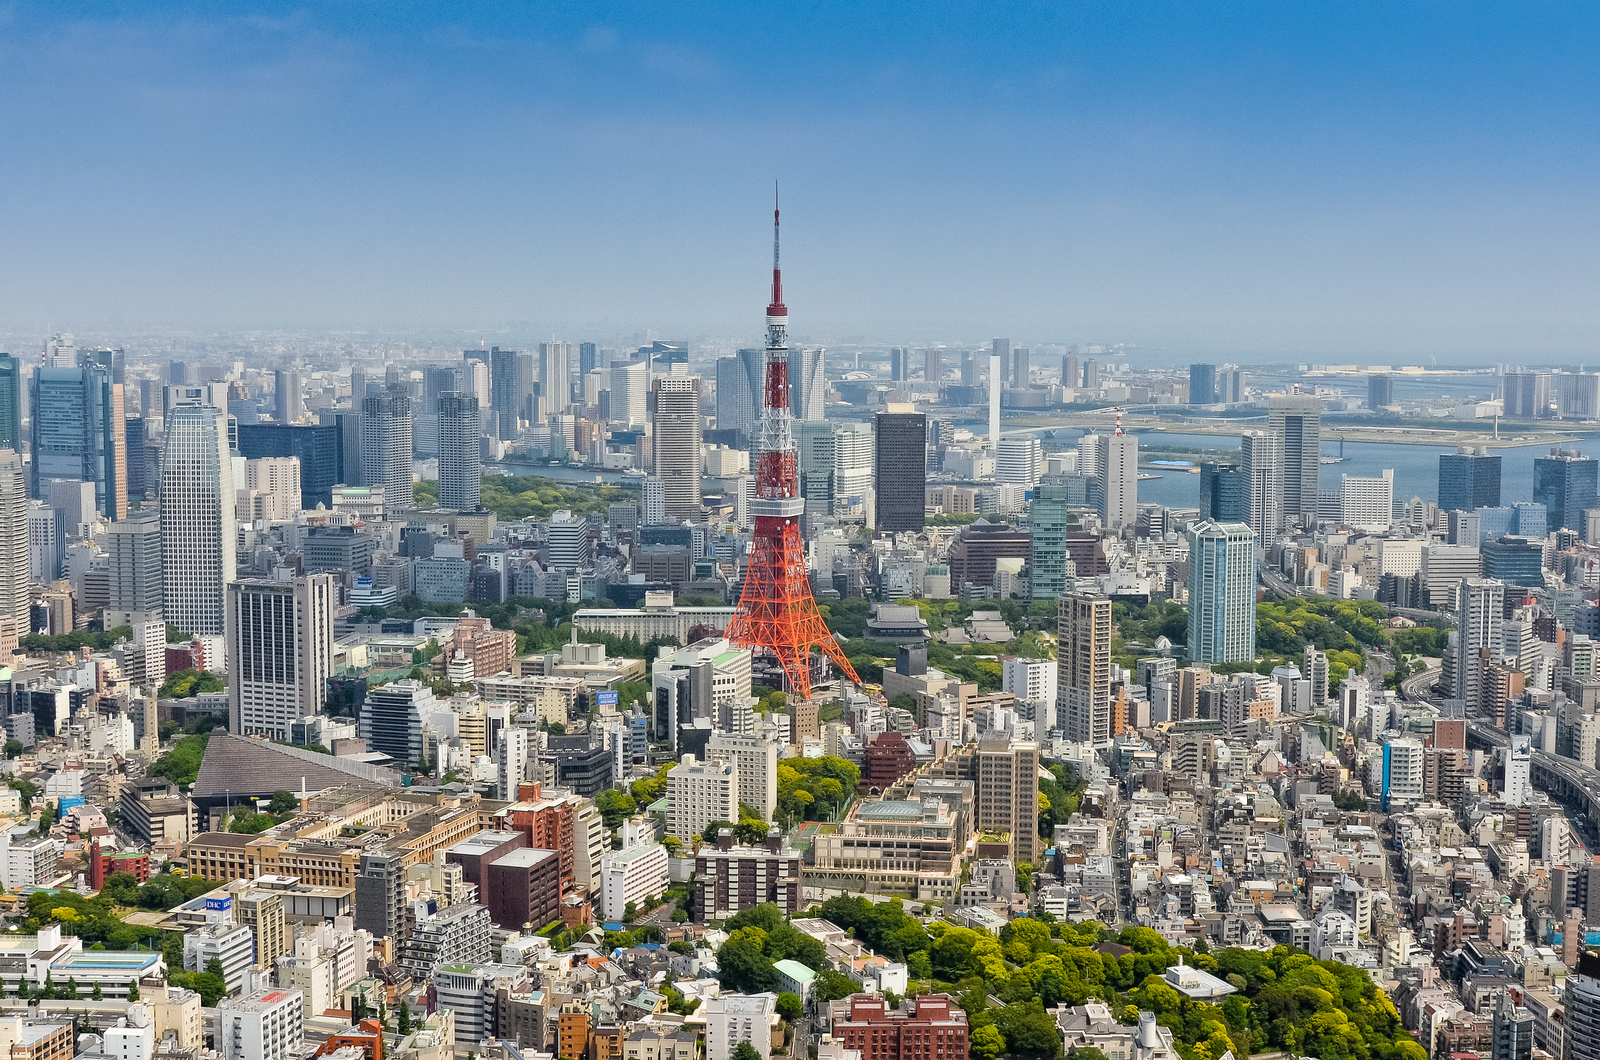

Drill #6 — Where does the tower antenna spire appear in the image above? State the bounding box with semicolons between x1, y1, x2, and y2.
769;181;784;316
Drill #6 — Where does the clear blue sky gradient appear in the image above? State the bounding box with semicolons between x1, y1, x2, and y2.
3;2;1598;358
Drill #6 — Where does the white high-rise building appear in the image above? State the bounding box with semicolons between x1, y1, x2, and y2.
1186;521;1257;664
161;405;236;637
1505;735;1532;806
996;437;1043;487
832;422;874;505
27;502;61;583
226;575;336;740
216;987;303;1060
361;390;413;514
666;752;737;841
704;994;778;1060
651;375;703;522
104;1005;155;1060
707;730;779;821
1382;738;1425;807
497;725;530;801
540;341;572;414
609;359;648;427
642;475;666;526
1241;430;1284;550
0;451;27;631
1096;432;1138;530
788;346;826;421
1003;656;1058;729
1337;675;1369;731
988;353;1001;449
1267;392;1323;520
437;393;482;512
1456;578;1505;711
1341;469;1395;532
546;510;594;571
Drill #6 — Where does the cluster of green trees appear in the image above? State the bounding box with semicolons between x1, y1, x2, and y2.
147;733;210;790
715;904;851;997
102;870;218;910
414;474;640;522
16;887;167;952
1037;763;1087;838
159;669;226;698
776;755;858;824
20;626;131;654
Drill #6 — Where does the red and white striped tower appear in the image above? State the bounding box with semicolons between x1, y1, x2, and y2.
724;197;860;701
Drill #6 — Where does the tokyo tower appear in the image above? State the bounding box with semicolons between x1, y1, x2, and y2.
724;197;861;702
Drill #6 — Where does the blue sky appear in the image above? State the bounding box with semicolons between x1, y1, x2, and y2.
2;2;1598;359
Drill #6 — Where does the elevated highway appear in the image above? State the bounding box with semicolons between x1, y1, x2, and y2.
1467;721;1600;843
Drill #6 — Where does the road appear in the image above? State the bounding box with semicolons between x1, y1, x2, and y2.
1400;664;1442;702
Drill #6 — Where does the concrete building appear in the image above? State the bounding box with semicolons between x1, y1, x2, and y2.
875;405;926;532
1341;469;1395;532
1187;521;1257;664
226;575;336;740
703;993;778;1060
161;404;236;636
694;829;802;921
216;988;303;1060
1058;591;1112;746
666;753;737;842
438;392;482;512
975;733;1040;868
600;842;669;922
651;375;703;522
1095;432;1138;530
1267;393;1323;520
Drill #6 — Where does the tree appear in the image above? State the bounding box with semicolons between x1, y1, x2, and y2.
596;789;637;830
970;1025;1006;1060
126;980;139;1002
205;957;225;980
91;982;102;1001
398;1000;413;1035
994;1000;1063;1060
732;1045;762;1060
101;871;140;904
717;937;779;993
624;901;638;923
777;992;803;1022
269;790;299;815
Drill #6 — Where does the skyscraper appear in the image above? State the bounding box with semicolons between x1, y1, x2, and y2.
1241;430;1284;549
715;354;758;435
107;511;164;623
1028;482;1073;602
540;341;572;414
226;574;336;739
609;359;647;427
161;405;236;636
1187;521;1257;664
996;437;1042;487
974;733;1039;868
788;346;826;420
873;405;926;532
651;375;703;522
1062;352;1080;388
988;353;1001;449
438;393;482;512
992;339;1011;382
235;423;344;509
1368;374;1394;410
0;355;20;453
1503;370;1552;419
1532;448;1598;534
1058;591;1112;746
1199;462;1247;522
490;347;530;438
0;451;27;632
362;389;414;514
889;347;907;382
579;342;598;378
1267;393;1323;521
1565;952;1600;1060
961;350;977;387
1455;578;1505;713
833;422;875;513
30;362;126;520
274;368;302;424
1438;446;1502;512
1188;364;1216;404
1096;431;1137;530
923;348;942;384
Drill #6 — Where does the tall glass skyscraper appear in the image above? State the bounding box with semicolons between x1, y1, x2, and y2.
437;392;482;512
1438;446;1502;512
30;362;126;519
0;355;20;453
1532;448;1598;535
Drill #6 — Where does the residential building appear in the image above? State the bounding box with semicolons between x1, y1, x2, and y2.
707;730;778;821
396;902;491;979
666;753;737;842
651;375;702;522
438;393;482;512
832;994;969;1060
1187;521;1257;664
704;993;778;1060
695;829;802;921
975;734;1039;868
1096;432;1138;530
0;451;26;631
1340;469;1394;532
361;389;414;514
1058;592;1112;746
1267;393;1323;520
600;842;669;921
216;988;303;1060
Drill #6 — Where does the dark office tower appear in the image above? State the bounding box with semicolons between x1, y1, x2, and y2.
30;363;126;520
874;405;927;532
124;417;157;501
0;355;20;452
236;423;345;509
490;346;527;438
424;364;464;406
1533;448;1599;535
1012;348;1031;388
579;342;598;378
715;356;757;435
1267;393;1323;520
1189;364;1217;404
1062;353;1080;388
961;350;977;387
1503;370;1553;419
992;339;1012;385
1438;446;1502;513
169;360;189;386
354;850;407;943
1199;463;1247;522
438;393;482;513
1491;992;1532;1060
1368;374;1394;410
363;389;414;513
888;348;905;382
924;348;942;383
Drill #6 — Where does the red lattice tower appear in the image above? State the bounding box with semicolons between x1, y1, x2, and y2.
725;197;861;701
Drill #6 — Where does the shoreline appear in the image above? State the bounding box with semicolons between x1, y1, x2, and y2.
999;413;1592;449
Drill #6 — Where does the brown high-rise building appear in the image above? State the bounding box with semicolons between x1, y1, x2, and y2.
975;733;1039;868
835;995;969;1060
863;731;918;792
1058;592;1113;746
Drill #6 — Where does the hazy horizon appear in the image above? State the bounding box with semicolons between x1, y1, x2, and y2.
5;3;1598;361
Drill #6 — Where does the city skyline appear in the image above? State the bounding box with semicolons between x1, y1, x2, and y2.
1;4;1597;359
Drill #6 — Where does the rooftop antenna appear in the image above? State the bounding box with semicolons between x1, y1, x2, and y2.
1113;406;1125;436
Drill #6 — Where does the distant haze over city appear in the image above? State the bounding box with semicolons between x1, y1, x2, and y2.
2;5;1598;359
